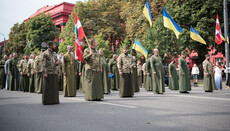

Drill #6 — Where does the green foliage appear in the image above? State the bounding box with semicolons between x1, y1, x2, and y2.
26;13;59;52
7;22;27;54
95;33;112;58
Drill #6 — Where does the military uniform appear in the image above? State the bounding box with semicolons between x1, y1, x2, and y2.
137;63;142;88
63;52;76;97
202;59;216;92
178;56;191;92
0;59;6;89
75;60;80;90
131;61;139;92
117;53;134;97
150;55;165;94
18;59;29;92
79;62;85;91
83;48;103;100
17;59;24;91
34;55;43;93
28;58;35;92
101;56;110;94
57;59;63;91
9;58;19;91
42;49;59;105
142;63;147;89
145;59;152;91
168;61;179;90
108;58;119;90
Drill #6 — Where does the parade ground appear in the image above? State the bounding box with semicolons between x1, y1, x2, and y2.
0;85;230;131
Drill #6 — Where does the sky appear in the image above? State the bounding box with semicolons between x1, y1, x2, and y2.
0;0;84;41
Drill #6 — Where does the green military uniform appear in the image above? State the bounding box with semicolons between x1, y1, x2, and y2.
137;63;142;88
58;59;63;91
131;61;139;92
145;59;152;91
101;56;110;94
28;58;35;93
9;58;19;91
178;56;191;92
142;63;147;89
83;48;103;100
168;61;179;90
202;59;216;92
76;60;80;90
19;59;29;92
109;58;119;90
117;53;134;97
79;62;85;91
150;55;165;94
63;52;76;97
0;59;6;89
42;49;59;105
34;54;43;93
17;59;24;91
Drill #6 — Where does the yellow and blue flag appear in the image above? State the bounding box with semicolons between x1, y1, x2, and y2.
226;32;229;44
143;0;152;27
27;40;30;48
132;39;148;58
163;6;182;39
190;26;206;45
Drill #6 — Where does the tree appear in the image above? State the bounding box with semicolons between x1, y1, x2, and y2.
26;13;59;52
7;22;27;55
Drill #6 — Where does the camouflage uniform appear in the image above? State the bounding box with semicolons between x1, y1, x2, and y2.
18;59;29;92
28;58;35;92
42;49;59;105
202;59;216;91
34;55;43;93
117;53;134;97
83;48;103;101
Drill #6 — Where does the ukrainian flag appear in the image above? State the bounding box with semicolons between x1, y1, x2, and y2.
27;40;30;48
190;26;206;45
163;6;182;39
227;32;229;44
143;0;152;27
132;39;148;58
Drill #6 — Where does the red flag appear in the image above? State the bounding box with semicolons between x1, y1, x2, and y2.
75;13;85;63
215;14;223;45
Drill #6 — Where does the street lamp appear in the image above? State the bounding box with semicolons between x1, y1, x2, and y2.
0;32;6;56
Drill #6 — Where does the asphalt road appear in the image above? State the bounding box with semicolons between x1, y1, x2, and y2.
0;85;230;131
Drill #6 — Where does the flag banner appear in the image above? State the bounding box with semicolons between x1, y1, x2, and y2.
143;0;152;27
132;39;148;58
215;14;225;45
163;6;183;39
75;13;85;63
227;32;229;45
190;26;206;45
27;40;30;48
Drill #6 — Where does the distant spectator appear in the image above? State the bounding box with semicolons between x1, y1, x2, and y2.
225;64;230;90
191;64;199;84
214;62;223;90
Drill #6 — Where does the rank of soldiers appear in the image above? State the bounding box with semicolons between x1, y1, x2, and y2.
0;40;221;105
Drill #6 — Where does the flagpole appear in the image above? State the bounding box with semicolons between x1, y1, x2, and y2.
213;42;215;64
224;0;229;68
84;36;91;52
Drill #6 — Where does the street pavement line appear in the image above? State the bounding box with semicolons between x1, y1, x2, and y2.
169;95;230;101
68;98;137;109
